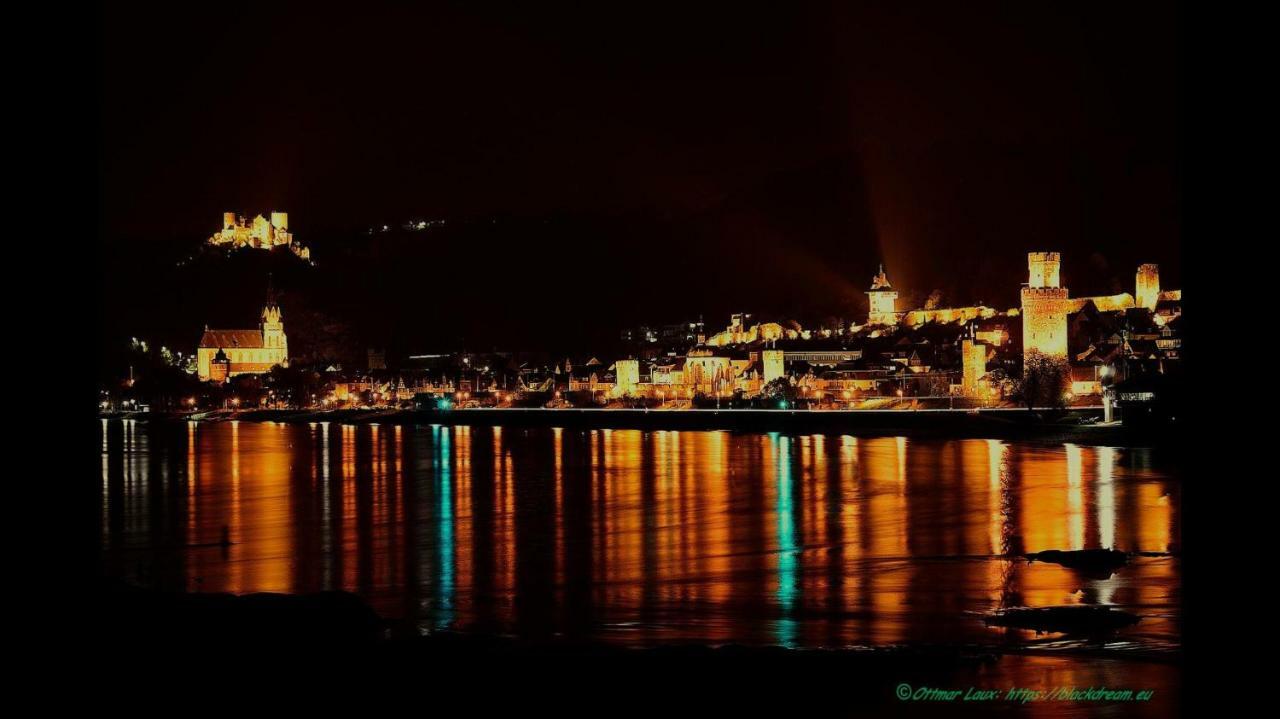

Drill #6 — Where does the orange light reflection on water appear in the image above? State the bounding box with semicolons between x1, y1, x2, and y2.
100;422;1179;654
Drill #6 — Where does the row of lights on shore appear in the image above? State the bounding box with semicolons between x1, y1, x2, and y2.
137;382;1066;412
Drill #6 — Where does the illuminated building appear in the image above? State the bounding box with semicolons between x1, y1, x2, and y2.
1020;252;1070;362
762;349;785;383
648;357;686;386
208;348;230;383
1136;264;1160;311
621;320;705;345
567;359;615;396
866;265;901;326
613;359;640;397
207;211;312;261
197;302;289;381
684;349;736;396
960;339;988;397
973;319;1009;346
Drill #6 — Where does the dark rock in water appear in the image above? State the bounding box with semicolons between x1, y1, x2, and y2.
984;606;1140;635
93;579;383;646
1024;548;1129;576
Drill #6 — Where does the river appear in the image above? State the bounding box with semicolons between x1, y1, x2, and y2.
99;418;1180;713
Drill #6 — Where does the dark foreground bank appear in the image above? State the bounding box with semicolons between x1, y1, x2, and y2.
105;405;1174;447
86;579;1179;716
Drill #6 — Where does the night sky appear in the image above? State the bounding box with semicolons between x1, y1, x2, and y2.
97;2;1180;355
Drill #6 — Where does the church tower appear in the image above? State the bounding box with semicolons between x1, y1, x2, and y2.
261;302;289;366
866;264;899;326
1020;252;1069;363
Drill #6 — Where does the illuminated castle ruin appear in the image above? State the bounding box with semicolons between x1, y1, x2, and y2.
866;265;901;325
1020;251;1070;362
865;263;999;328
208;212;311;261
197;302;289;381
705;313;800;346
903;305;999;327
1063;293;1134;313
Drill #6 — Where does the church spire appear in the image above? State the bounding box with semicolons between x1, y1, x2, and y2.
870;263;892;290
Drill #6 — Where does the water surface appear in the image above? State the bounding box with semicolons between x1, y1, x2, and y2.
99;419;1179;655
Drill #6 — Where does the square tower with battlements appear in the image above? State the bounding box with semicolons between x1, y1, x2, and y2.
1136;263;1160;311
1020;252;1069;363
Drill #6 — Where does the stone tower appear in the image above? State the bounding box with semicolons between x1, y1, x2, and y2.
613;359;639;397
1135;263;1160;311
866;264;899;326
961;339;987;397
761;349;785;384
1020;252;1069;363
209;348;231;384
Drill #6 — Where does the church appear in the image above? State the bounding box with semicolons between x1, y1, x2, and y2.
197;302;289;381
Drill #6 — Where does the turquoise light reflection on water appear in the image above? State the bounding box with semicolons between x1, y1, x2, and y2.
774;433;798;648
436;426;455;629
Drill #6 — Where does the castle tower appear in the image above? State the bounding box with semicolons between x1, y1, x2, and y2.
1135;263;1160;311
1027;251;1061;289
209;348;231;384
866;264;899;325
270;212;290;246
1020;252;1069;363
613;359;640;397
250;215;272;248
223;212;237;231
261;302;289;365
761;349;785;384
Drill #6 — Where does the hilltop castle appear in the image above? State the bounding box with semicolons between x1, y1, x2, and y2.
207;212;311;261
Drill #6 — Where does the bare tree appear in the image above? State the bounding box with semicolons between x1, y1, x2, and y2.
1016;351;1069;413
